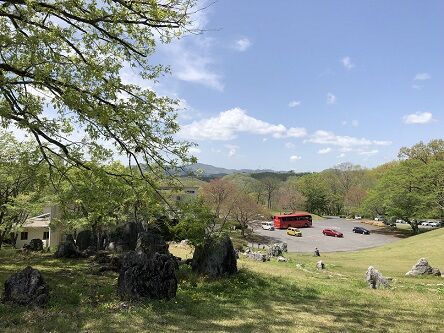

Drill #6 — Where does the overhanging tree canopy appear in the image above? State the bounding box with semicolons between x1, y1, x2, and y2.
0;0;197;182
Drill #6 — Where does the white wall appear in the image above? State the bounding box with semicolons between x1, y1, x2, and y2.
15;226;62;249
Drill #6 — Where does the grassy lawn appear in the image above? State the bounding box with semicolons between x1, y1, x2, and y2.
1;229;443;333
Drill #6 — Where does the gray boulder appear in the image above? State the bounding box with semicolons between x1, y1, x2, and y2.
118;251;177;300
245;251;269;262
3;266;49;307
76;230;95;251
406;258;441;276
192;235;237;278
136;231;168;257
316;260;325;270
365;266;389;289
111;222;144;251
55;236;84;258
277;256;287;262
28;239;43;252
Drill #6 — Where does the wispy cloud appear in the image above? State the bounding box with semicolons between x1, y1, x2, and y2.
188;146;201;154
225;144;238;157
285;142;296;149
341;56;355;70
358;149;378;156
414;72;431;81
288;100;301;108
402;112;434;124
179;108;307;141
326;93;337;105
234;38;251;52
290;155;302;161
317;147;332;154
305;130;391;147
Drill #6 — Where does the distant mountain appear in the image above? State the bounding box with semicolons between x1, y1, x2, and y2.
176;163;275;177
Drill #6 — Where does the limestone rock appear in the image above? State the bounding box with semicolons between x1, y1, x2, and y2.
192;235;237;277
316;260;325;270
111;222;144;252
28;239;43;252
365;266;389;289
277;256;287;262
76;230;95;251
136;231;168;258
118;251;177;300
406;258;441;276
55;236;84;258
3;266;49;307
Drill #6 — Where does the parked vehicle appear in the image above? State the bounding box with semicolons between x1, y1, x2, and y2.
273;213;312;229
374;215;385;221
353;226;370;235
322;229;343;237
354;215;362;220
287;227;302;237
261;221;275;230
421;221;431;226
429;221;441;227
396;219;406;224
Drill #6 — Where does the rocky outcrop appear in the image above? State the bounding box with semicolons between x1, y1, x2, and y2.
28;239;44;251
3;266;49;307
110;222;144;252
135;231;168;257
243;248;269;262
76;230;95;251
55;236;84;258
267;242;287;257
316;260;325;270
192;235;237;277
365;266;390;289
118;251;177;300
405;258;441;277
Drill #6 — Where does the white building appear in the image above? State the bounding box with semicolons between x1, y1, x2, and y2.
15;208;63;249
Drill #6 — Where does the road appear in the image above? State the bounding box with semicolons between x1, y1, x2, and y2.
251;218;402;253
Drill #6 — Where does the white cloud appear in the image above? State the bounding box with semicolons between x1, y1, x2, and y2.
414;73;431;81
188;146;201;154
358;149;378;156
337;153;346;158
285;142;295;149
402;112;434;124
351;120;359;127
234;38;251;52
326;93;337;105
290;155;302;161
288;100;301;108
341;56;355;70
179;108;307;141
412;84;422;90
225;144;238;157
318;147;332;154
305;130;392;147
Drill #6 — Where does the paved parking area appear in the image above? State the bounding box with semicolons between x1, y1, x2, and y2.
252;218;402;253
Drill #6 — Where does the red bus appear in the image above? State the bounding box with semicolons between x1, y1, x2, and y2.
273;213;312;229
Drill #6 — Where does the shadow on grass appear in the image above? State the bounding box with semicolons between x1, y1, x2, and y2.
1;252;443;332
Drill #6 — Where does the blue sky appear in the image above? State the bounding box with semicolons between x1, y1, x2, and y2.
151;0;444;172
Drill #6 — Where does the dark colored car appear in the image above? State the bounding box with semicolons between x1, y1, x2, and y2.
353;226;370;234
322;229;343;237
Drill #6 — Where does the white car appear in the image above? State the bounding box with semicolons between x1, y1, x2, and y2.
429;222;441;227
261;221;275;231
421;221;430;226
396;219;406;224
374;216;384;221
354;215;362;220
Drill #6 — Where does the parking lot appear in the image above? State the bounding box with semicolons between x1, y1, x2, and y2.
252;218;402;253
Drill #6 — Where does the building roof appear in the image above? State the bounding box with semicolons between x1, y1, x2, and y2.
23;213;51;228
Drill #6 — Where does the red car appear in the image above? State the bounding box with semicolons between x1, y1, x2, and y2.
322;229;343;237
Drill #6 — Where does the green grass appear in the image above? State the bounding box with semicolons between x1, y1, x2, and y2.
1;229;443;332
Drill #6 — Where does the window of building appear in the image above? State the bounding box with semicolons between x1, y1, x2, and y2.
20;232;28;240
43;231;49;240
